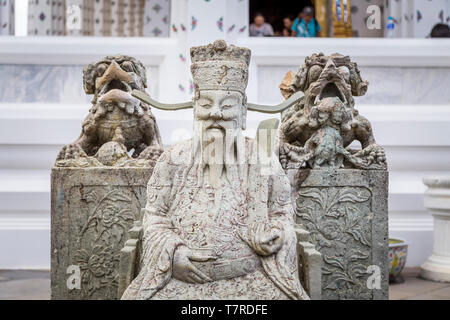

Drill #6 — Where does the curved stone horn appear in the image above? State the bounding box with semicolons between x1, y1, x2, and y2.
132;90;194;110
247;91;304;114
132;89;304;114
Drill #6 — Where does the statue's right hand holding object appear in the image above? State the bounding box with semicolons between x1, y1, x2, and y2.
245;222;286;256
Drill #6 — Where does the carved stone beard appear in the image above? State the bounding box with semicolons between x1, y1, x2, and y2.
192;118;246;190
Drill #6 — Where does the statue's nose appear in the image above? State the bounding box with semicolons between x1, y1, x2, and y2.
324;59;337;71
96;60;132;90
322;59;338;81
209;105;223;119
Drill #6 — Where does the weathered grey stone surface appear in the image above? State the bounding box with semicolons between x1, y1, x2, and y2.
51;167;153;300
287;169;389;300
51;55;162;300
55;54;163;167
276;52;389;300
295;225;322;300
120;40;310;300
278;53;387;171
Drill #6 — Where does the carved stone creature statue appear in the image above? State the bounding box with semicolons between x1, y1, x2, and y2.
121;40;309;300
278;53;386;170
304;97;353;169
55;55;163;167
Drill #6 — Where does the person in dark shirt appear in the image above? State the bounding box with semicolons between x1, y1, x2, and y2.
282;15;294;37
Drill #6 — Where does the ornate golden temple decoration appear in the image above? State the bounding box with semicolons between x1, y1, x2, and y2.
332;0;353;37
313;0;329;37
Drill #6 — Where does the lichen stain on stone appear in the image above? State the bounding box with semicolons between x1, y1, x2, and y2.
218;65;229;84
57;188;64;215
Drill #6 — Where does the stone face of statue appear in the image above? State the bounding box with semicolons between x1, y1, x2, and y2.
195;90;245;132
192;89;247;187
121;40;309;300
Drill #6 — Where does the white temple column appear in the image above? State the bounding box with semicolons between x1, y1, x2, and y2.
420;177;450;282
384;0;450;38
158;0;249;103
0;0;15;36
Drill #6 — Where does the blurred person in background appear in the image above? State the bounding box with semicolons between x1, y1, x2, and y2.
282;15;294;37
430;23;450;38
292;6;321;37
250;12;274;37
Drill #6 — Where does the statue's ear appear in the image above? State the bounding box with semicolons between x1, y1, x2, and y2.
83;63;98;95
294;64;308;92
130;58;148;89
241;95;247;130
279;71;295;99
341;111;353;132
350;62;368;96
309;106;319;127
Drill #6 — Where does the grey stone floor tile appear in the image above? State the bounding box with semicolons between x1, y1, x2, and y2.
0;279;50;300
1;268;450;300
389;267;450;300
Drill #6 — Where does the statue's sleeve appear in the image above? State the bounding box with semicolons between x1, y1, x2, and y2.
121;151;185;300
261;159;310;300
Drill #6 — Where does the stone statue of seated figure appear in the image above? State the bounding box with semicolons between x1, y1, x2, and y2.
120;40;310;300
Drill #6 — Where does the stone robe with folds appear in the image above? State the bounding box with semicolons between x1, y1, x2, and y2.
121;137;308;300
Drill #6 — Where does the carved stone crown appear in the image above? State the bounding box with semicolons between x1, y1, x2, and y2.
190;40;251;95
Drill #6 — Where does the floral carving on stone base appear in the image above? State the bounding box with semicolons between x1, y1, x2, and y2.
296;186;373;300
69;187;137;299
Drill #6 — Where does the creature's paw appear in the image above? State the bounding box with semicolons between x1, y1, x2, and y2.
359;144;386;166
57;143;88;160
138;145;164;162
279;143;310;170
346;143;387;169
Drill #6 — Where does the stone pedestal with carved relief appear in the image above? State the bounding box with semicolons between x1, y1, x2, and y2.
287;169;389;300
51;167;153;300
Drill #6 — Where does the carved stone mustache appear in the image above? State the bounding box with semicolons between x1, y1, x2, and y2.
201;119;238;131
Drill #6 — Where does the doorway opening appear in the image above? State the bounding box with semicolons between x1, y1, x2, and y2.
249;0;313;36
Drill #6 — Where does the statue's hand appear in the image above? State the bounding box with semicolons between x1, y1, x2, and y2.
248;222;285;256
172;246;216;284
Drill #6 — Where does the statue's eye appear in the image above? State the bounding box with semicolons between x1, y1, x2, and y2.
221;97;238;109
121;61;134;72
97;63;107;76
308;65;323;82
198;100;211;108
338;66;350;82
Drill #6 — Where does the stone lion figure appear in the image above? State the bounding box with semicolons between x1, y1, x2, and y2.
278;53;386;170
56;55;163;167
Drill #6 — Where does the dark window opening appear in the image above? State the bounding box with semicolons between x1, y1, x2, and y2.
249;0;313;36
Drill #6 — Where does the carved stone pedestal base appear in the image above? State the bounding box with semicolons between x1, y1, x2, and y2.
420;177;450;283
51;167;153;300
286;169;389;300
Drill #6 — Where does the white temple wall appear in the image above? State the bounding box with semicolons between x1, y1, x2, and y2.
0;36;448;269
1;0;450;269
